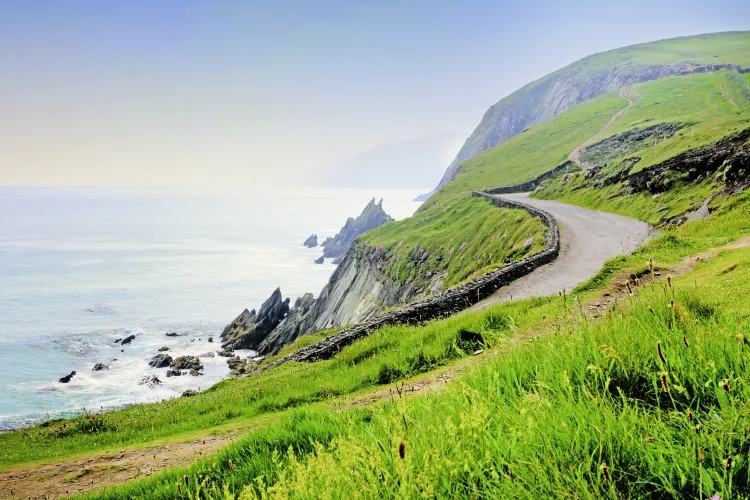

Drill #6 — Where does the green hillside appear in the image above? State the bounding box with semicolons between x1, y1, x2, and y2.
533;70;750;223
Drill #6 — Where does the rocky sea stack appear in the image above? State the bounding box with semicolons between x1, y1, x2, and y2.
320;198;394;262
303;234;318;247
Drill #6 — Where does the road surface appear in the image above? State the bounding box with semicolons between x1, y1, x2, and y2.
470;192;656;310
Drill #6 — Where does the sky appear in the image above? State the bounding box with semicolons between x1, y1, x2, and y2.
0;0;748;189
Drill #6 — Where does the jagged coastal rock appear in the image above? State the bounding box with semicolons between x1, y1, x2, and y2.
149;353;173;368
314;255;325;264
303;234;318;247
116;334;136;345
257;242;428;355
58;371;76;383
256;293;316;355
170;356;203;372
140;375;162;388
320;198;394;261
220;288;290;350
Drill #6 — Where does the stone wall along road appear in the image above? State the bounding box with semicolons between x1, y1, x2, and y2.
256;192;560;372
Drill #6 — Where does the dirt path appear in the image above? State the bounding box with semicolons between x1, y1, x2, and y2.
0;430;248;500
470;193;656;311
569;86;637;169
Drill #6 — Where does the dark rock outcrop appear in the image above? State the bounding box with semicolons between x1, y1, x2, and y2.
320;198;393;259
303;234;318;248
140;375;162;388
59;371;76;383
217;348;235;357
92;363;108;371
219;288;290;351
166;369;182;377
170;356;203;372
207;337;213;343
226;356;259;377
165;332;180;337
314;255;325;264
149;353;173;368
256;293;316;355
294;293;315;309
120;335;136;345
181;390;198;397
158;346;170;352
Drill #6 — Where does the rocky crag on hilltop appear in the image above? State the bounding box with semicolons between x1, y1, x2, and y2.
320;198;393;263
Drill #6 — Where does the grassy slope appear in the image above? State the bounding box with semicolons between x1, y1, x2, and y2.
358;197;545;291
247;250;750;500
75;190;750;499
602;70;750;172
533;70;750;224
455;93;625;189
576;30;750;67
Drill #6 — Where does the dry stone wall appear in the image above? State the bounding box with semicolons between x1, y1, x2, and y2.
485;162;577;194
256;192;559;373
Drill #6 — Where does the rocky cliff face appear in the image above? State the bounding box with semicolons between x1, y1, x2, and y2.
321;198;394;261
433;41;747;192
256;244;431;355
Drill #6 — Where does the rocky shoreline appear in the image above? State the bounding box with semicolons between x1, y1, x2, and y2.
40;197;400;413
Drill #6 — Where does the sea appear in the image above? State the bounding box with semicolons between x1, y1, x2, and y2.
0;186;423;430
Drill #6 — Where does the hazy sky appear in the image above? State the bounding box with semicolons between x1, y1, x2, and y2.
1;0;748;188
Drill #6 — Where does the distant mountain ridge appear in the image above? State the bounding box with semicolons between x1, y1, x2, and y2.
322;131;464;189
433;31;750;192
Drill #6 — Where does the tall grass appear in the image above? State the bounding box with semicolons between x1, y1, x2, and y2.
79;246;750;499
237;257;750;499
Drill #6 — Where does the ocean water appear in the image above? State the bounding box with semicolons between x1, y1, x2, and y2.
0;186;422;429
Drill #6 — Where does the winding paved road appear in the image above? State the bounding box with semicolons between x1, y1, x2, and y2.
470;192;656;310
